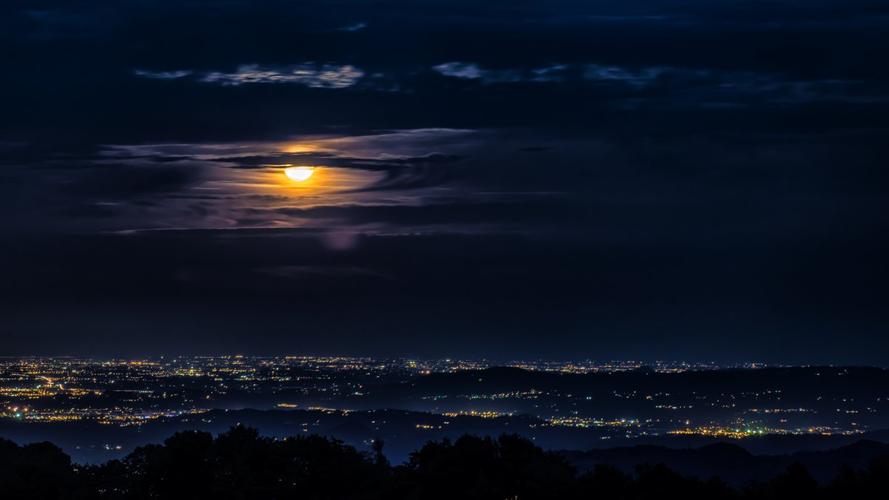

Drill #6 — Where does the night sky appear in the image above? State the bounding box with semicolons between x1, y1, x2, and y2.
1;1;888;363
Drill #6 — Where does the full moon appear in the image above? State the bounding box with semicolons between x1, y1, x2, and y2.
284;166;315;182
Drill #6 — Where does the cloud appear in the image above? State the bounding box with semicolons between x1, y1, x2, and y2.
50;163;203;209
432;62;522;83
133;69;192;80
433;62;485;79
583;64;666;88
339;153;463;193
102;129;480;165
199;64;364;88
338;22;367;32
133;64;365;89
6;0;888;146
531;64;569;82
431;61;665;87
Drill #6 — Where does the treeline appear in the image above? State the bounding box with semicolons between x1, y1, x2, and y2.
2;426;888;499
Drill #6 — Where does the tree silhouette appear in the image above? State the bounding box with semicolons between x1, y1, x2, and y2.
1;429;888;499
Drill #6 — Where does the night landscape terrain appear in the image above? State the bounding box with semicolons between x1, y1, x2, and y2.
2;0;888;498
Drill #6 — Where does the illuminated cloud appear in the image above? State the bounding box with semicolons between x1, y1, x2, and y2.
432;62;521;83
134;64;365;89
431;61;697;89
433;62;576;84
200;64;364;88
433;62;485;79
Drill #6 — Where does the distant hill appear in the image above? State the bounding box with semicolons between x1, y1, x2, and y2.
372;366;889;400
563;440;889;485
3;406;889;465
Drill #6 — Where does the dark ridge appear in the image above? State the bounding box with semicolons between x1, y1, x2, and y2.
2;428;889;499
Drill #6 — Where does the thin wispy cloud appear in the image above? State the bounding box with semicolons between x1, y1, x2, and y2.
201;64;364;88
432;61;668;87
582;64;666;88
133;69;192;80
433;62;485;79
432;61;672;87
338;22;367;32
432;62;521;83
133;64;365;89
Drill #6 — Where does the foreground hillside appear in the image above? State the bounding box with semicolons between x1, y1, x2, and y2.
2;426;889;499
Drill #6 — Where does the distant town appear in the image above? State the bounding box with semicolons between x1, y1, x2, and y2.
1;356;886;463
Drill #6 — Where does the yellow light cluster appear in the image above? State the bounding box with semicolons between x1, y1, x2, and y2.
668;424;865;438
546;417;641;428
441;410;513;419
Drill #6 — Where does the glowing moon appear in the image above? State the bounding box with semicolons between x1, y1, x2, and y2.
284;166;315;182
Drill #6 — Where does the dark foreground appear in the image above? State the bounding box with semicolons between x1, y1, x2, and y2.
3;427;888;500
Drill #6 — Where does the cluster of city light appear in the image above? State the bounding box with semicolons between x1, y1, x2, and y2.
503;360;745;374
1;405;209;426
668;425;865;439
0;384;102;399
544;416;645;429
669;426;769;439
465;389;543;401
441;410;514;419
0;357;881;438
747;407;813;414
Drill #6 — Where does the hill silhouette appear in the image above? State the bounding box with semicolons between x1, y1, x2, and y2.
2;427;889;499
